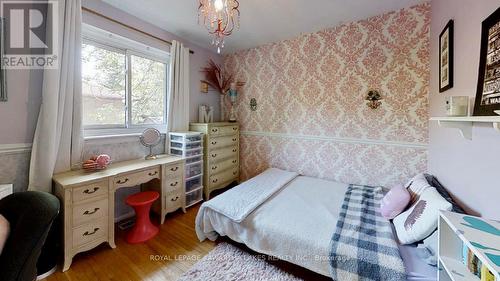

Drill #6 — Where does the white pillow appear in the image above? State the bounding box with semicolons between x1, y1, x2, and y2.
0;214;9;255
405;173;431;205
393;187;452;244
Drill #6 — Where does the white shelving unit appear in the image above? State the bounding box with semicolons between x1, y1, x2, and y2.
169;132;204;209
430;116;500;140
438;210;499;281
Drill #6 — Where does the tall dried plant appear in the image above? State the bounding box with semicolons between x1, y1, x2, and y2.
200;59;245;95
201;59;245;120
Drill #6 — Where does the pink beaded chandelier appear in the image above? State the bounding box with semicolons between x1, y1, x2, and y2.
198;0;240;53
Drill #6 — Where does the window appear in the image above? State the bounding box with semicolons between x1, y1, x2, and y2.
81;25;169;136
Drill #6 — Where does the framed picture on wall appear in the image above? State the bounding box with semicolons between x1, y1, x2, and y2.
474;7;500;116
0;17;6;102
439;20;454;93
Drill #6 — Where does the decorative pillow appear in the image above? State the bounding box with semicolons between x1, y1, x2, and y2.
405;173;431;204
393;187;452;244
424;174;466;214
380;185;411;219
0;214;9;255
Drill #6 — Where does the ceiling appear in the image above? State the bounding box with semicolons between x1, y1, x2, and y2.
102;0;426;54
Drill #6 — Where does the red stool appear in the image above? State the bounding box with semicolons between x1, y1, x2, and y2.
125;191;159;244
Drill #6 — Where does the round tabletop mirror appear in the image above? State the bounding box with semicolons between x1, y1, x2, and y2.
140;128;161;160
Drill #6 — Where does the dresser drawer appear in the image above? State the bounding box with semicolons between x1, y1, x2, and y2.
114;167;160;188
209;168;239;188
209;146;238;163
209;125;239;136
73;181;108;203
72;218;107;248
72;198;108;227
209;157;238;174
165;177;182;193
165;191;182;212
208;135;238;150
165;163;183;179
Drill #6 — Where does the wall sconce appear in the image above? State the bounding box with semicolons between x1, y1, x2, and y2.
365;90;383;109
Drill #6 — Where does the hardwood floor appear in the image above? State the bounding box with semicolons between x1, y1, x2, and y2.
43;205;216;281
43;198;330;281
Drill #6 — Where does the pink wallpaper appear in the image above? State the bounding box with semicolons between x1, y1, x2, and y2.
225;3;430;186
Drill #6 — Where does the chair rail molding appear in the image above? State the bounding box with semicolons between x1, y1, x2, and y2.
0;143;32;155
241;131;428;149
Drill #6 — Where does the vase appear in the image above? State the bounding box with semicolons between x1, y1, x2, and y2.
220;94;225;121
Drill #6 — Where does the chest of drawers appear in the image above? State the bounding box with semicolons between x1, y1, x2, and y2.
189;122;240;199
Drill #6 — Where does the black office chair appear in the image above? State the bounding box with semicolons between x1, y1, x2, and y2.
0;191;60;281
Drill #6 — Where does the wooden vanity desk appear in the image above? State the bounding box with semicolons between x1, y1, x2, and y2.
53;154;185;271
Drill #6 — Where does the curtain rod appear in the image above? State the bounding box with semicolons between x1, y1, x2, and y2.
82;6;195;54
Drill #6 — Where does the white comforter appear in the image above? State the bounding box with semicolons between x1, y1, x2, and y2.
196;173;348;277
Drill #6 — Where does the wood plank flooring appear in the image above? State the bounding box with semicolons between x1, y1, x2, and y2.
43;205;215;281
42;202;330;281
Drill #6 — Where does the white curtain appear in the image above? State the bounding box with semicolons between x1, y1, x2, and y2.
167;40;190;136
29;0;83;192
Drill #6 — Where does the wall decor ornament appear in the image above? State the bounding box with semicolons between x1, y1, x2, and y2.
474;7;500;116
439;20;454;93
250;98;257;111
365;90;383;109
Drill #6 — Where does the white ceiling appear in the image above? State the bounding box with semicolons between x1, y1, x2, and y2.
102;0;426;54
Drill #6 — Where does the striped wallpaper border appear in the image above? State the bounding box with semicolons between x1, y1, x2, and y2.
241;131;428;149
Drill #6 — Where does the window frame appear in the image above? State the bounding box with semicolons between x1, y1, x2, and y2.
82;24;170;138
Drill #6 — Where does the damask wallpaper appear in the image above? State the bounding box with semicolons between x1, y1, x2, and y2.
224;3;430;186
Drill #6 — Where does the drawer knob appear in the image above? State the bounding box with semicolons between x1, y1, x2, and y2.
232;138;237;142
232;160;237;164
170;167;179;172
211;153;217;158
83;187;99;194
211;166;217;170
232;127;237;131
232;149;237;152
211;141;217;145
83;208;100;215
116;178;129;184
212;179;218;183
148;171;158;176
211;128;218;133
170;181;178;187
171;196;179;202
83;228;100;236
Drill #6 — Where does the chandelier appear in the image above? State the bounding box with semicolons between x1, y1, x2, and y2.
198;0;240;54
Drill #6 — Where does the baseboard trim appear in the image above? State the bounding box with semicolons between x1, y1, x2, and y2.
0;143;32;155
240;131;428;149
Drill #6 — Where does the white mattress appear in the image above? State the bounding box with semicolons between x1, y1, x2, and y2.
198;175;437;280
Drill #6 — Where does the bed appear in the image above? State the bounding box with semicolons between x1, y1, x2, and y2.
196;169;437;281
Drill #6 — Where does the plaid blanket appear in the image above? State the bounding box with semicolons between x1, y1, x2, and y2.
329;184;406;281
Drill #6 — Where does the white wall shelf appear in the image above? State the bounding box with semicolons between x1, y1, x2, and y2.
438;211;500;281
430;116;500;140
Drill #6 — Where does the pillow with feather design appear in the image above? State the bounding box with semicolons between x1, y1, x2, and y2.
393;187;452;244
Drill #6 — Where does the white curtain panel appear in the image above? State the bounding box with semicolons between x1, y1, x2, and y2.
167;40;190;135
29;0;83;192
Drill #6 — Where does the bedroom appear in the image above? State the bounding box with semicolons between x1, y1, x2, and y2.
0;0;499;280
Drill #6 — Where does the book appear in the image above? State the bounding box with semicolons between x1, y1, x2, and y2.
481;265;495;281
